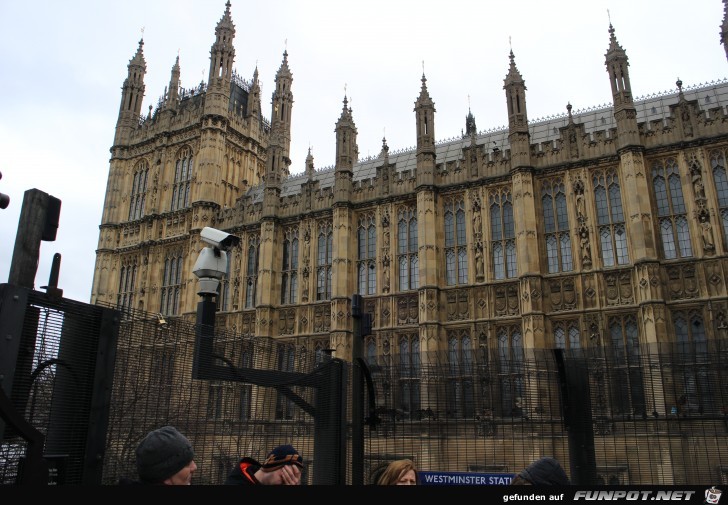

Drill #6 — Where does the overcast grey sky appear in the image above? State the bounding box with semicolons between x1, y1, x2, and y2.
0;0;725;303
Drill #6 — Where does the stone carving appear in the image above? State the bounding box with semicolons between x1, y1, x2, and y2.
573;179;592;270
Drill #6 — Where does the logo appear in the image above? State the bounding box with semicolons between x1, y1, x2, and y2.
706;488;722;505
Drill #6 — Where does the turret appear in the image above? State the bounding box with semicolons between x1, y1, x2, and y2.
165;55;180;110
115;38;146;144
503;50;531;169
205;0;235;116
605;23;639;150
333;95;357;205
414;73;436;187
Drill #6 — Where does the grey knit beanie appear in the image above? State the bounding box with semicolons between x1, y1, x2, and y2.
136;426;194;483
518;457;570;485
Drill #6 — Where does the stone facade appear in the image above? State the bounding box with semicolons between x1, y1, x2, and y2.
94;1;728;413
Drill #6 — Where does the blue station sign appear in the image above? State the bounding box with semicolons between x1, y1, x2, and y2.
419;471;515;486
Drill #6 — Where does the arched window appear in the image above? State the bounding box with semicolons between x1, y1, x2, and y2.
593;169;629;266
128;160;149;220
446;330;475;418
160;251;183;315
316;222;333;301
490;189;516;279
542;179;573;273
117;259;137;314
245;235;259;309
445;197;468;285
397;206;418;291
281;227;299;304
171;147;193;211
652;158;692;259
357;213;377;295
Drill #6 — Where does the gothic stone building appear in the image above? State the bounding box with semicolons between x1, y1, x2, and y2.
93;1;728;427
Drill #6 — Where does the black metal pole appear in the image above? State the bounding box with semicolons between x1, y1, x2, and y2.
351;294;364;485
192;294;216;379
555;349;598;485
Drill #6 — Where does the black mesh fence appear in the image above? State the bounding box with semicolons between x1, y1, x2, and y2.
2;289;728;485
102;306;331;485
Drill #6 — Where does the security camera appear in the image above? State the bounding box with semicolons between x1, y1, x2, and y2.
193;228;240;296
200;226;240;251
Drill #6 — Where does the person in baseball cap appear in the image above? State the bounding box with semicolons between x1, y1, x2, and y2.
225;444;303;485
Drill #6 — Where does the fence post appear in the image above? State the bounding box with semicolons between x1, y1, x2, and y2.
351;294;364;485
312;358;348;484
555;349;598;485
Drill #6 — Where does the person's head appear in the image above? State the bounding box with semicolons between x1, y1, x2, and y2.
255;444;304;485
511;457;570;485
377;459;418;485
135;425;196;485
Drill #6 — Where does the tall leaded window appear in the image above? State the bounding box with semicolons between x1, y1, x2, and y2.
151;347;174;407
542;179;573;273
444;197;468;285
398;206;419;291
673;310;714;414
117;259;137;313
316;222;333;301
397;334;421;419
160;252;183;315
216;250;232;312
365;337;378;368
128;160;149;221
357;213;377;295
275;344;295;420
281;227;299;304
490;189;517;279
171;147;193;211
652;158;692;259
314;340;329;368
497;326;524;417
593;169;629;266
446;330;475;418
207;383;223;420
245;235;259;309
606;315;645;416
238;345;252;420
710;149;728;246
554;320;581;350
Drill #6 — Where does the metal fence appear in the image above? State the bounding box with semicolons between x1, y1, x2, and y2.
2;286;727;485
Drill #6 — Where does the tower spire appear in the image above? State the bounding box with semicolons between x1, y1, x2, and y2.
207;1;236;89
115;38;147;143
605;21;639;150
414;70;436;187
165;55;180;109
503;48;530;168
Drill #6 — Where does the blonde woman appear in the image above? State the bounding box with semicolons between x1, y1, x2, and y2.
376;459;418;485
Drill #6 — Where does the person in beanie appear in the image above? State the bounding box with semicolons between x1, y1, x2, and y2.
510;456;570;485
224;444;303;485
120;426;197;485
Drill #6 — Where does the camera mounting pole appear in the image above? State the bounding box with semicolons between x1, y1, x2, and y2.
190;227;348;484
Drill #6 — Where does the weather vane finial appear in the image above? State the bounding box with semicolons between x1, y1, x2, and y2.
607;9;611;24
509;35;512;51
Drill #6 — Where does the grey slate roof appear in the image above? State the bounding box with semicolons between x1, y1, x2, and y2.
247;79;728;203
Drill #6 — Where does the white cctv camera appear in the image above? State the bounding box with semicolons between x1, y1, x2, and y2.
200;226;240;251
193;227;240;295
